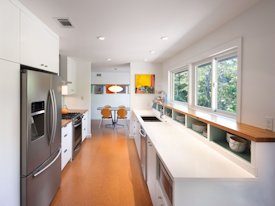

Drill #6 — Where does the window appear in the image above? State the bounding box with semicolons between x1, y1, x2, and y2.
196;62;212;108
194;52;238;115
216;55;237;113
173;69;188;102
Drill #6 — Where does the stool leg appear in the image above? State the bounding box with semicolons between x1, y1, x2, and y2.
99;118;103;128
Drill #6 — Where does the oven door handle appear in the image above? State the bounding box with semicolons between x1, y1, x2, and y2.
74;122;82;128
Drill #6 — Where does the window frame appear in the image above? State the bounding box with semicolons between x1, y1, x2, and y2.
168;38;242;121
214;52;238;117
170;66;189;105
194;59;213;111
193;50;238;117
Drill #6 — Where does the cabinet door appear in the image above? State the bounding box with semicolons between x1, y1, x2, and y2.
147;138;157;205
82;112;88;141
0;60;20;206
156;182;169;206
0;0;20;62
20;11;59;73
61;122;72;170
41;29;59;74
134;121;141;159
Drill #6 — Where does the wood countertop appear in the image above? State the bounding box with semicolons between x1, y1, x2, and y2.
155;101;275;142
61;109;88;127
62;119;72;127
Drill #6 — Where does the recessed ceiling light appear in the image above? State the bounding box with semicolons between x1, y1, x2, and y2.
149;50;156;54
107;58;111;61
160;36;168;40
97;36;105;40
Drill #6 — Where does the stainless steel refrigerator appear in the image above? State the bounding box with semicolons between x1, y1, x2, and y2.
20;65;61;206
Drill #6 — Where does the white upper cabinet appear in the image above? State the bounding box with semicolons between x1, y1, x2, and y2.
0;0;20;62
20;10;59;74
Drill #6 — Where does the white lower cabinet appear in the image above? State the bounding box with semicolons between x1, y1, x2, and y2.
147;138;157;205
132;117;141;159
61;122;72;170
82;111;88;141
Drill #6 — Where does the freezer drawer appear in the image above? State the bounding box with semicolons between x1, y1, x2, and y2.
21;151;61;206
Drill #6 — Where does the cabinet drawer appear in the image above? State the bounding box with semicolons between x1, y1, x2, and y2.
61;122;72;170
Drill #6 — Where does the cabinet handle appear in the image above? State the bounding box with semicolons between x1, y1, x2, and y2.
64;149;67;153
64;134;67;137
158;196;162;200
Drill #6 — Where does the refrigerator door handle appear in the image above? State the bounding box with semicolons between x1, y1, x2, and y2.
50;89;57;143
33;150;61;177
49;89;56;144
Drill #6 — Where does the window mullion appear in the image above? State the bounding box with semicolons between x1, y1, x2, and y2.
212;58;218;112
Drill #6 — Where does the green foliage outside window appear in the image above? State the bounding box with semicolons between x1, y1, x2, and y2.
196;63;212;108
174;70;188;102
217;56;237;113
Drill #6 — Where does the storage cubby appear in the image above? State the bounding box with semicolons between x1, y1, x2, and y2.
164;107;172;118
187;116;207;138
210;125;251;162
173;111;185;125
157;104;163;112
152;102;157;110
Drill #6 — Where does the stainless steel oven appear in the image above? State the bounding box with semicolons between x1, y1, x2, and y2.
157;156;173;206
62;112;83;159
72;114;83;159
139;127;147;181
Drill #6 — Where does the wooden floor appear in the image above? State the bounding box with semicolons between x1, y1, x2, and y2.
51;121;152;206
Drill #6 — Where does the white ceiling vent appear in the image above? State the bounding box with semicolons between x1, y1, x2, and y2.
55;18;73;28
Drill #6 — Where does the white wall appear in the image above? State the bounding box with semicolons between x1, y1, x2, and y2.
162;0;275;130
64;58;92;136
91;71;130;119
130;62;162;110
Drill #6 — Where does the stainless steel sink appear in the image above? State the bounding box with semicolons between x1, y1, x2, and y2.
141;116;161;122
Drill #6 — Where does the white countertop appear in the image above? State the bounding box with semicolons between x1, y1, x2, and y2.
134;110;255;180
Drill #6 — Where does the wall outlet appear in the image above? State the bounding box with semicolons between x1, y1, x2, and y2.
265;117;274;131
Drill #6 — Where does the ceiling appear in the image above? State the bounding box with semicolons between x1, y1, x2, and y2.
19;0;258;69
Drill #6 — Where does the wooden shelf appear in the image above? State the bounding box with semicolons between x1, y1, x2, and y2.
154;101;275;142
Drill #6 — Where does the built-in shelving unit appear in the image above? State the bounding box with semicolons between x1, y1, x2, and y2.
187;116;207;138
173;111;185;125
152;100;275;172
210;125;251;162
164;107;172;118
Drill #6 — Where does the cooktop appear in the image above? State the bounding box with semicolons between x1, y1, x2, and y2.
62;112;81;119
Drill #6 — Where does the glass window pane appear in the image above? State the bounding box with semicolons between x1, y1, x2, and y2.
196;63;212;108
174;70;188;102
217;56;237;113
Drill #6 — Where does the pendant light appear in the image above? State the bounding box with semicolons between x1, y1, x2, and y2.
108;85;123;93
